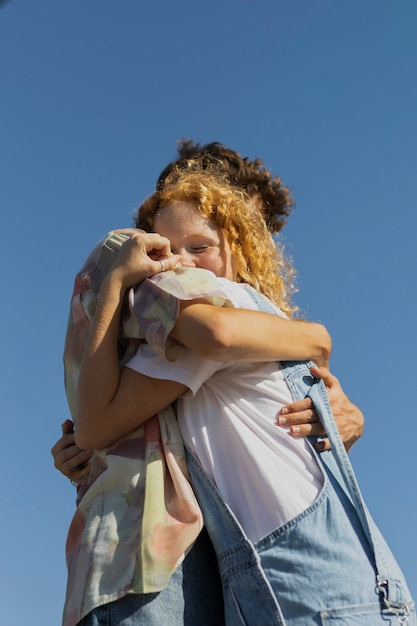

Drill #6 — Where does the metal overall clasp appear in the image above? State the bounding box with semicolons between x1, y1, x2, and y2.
377;577;411;625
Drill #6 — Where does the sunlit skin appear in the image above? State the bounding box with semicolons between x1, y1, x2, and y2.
151;208;364;454
53;205;364;477
73;210;333;450
153;201;236;280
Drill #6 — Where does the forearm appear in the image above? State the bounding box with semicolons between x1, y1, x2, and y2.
74;232;184;449
171;304;331;365
76;274;183;449
75;271;129;447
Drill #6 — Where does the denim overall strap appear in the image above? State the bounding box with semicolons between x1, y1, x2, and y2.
282;360;411;619
204;286;412;621
185;447;288;626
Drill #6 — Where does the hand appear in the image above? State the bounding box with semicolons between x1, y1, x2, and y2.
51;419;93;484
276;366;364;452
111;231;182;290
312;366;364;452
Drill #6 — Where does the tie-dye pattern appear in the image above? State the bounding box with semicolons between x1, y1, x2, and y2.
62;231;233;626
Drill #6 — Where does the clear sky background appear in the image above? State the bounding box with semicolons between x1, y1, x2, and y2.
1;1;416;624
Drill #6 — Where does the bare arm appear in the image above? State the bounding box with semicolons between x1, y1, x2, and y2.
173;306;363;451
76;296;330;450
171;302;332;367
75;233;185;450
75;230;333;449
173;307;364;451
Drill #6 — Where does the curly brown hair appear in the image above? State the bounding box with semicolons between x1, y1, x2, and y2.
156;140;294;234
136;170;297;317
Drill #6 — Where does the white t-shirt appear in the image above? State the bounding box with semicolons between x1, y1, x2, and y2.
127;280;324;542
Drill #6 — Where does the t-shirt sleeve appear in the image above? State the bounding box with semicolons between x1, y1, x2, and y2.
125;343;223;398
120;267;234;361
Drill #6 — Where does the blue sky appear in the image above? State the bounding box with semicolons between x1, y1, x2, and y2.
1;1;416;623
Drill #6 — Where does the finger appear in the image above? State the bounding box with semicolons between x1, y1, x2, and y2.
59;449;93;479
61;419;74;435
280;398;313;414
149;237;173;256
121;234;181;274
132;232;173;256
52;439;89;469
287;421;327;438
310;366;338;390
71;464;91;483
314;438;331;452
51;420;75;456
277;408;317;427
153;254;183;273
53;445;76;469
122;232;172;262
66;453;93;474
65;448;93;468
51;435;74;457
65;461;91;484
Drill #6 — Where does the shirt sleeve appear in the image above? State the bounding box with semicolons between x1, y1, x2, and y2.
121;267;234;361
126;343;223;398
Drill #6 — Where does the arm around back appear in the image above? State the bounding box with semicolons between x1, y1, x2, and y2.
171;302;331;366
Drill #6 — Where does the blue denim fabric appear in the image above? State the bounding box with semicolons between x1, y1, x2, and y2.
186;447;287;626
77;527;225;625
284;363;415;611
186;360;416;626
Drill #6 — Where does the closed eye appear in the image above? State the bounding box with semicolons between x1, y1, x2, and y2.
191;245;210;253
170;245;210;254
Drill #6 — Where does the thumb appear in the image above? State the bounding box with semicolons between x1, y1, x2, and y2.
310;366;338;391
310;366;330;384
61;419;74;435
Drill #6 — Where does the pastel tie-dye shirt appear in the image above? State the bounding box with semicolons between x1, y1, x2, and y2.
62;231;233;626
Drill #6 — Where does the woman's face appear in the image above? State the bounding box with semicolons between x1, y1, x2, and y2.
153;201;236;280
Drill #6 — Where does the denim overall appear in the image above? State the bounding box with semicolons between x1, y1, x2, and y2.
185;288;415;626
186;361;415;625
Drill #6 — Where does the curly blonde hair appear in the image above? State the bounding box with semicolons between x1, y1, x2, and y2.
135;169;297;317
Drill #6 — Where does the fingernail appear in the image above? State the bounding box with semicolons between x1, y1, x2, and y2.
280;407;289;415
278;417;287;425
291;426;301;434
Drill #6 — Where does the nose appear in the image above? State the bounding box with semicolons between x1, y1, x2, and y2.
178;250;197;267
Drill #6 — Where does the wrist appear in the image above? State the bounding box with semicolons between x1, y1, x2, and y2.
98;269;128;304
